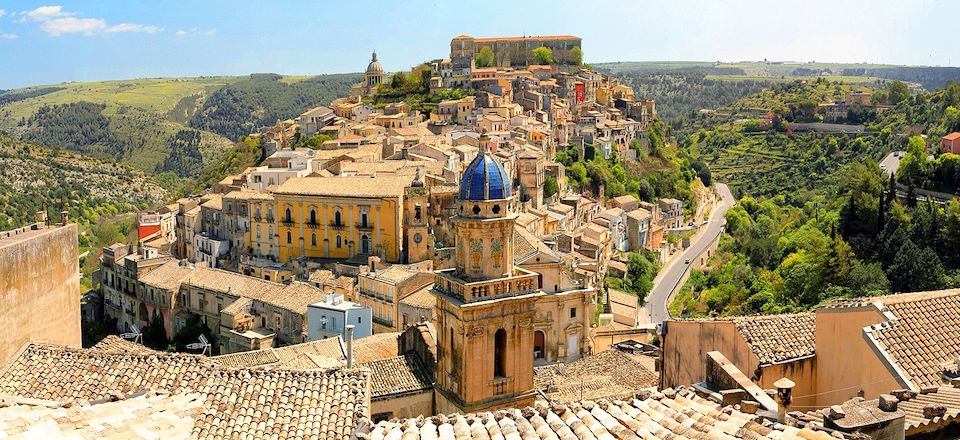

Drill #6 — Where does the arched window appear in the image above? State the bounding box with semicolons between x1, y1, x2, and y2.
285;207;292;222
336;235;342;248
286;231;292;244
494;329;506;377
309;209;317;224
335;210;342;226
311;233;317;246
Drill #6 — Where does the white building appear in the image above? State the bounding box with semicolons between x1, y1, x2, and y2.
307;294;372;341
247;149;317;192
194;232;230;268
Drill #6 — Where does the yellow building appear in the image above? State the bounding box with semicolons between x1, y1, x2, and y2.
247;174;416;264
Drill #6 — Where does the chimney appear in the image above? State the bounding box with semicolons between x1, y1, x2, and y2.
60;210;68;226
367;255;381;271
345;325;355;368
35;210;48;225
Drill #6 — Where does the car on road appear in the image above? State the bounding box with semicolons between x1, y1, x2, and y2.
684;258;690;264
702;220;709;225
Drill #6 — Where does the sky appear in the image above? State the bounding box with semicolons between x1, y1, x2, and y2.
0;0;957;89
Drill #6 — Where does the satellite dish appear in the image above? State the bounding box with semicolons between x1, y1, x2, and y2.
189;334;211;356
121;323;143;344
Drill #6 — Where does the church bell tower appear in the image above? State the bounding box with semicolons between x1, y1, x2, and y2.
431;134;542;414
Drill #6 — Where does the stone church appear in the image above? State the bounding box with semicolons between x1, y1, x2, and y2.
429;134;596;414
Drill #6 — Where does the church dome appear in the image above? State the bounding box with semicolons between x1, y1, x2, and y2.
366;51;384;74
459;151;511;201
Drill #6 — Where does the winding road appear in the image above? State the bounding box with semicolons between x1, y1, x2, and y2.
641;183;736;325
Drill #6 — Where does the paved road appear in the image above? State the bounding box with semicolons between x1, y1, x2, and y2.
642;183;736;325
879;151;904;176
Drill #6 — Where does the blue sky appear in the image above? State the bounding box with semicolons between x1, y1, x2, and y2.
0;0;957;89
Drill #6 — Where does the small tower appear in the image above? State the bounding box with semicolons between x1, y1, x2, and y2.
432;133;542;414
404;168;432;263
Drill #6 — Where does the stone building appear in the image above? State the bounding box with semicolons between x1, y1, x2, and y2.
0;215;80;364
352;50;384;97
450;34;582;69
355;260;434;333
516;149;545;209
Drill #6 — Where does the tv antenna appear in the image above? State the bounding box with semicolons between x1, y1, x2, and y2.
120;324;143;345
186;334;211;356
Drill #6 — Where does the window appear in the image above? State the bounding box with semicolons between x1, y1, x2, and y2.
494;328;506;377
336;235;342;248
570;307;577;318
311;233;317;246
309;209;317;224
335;210;342;226
286;231;292;244
285;207;292;222
361;212;368;227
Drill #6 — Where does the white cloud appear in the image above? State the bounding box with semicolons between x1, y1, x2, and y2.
0;33;17;40
19;5;162;37
40;17;105;37
0;9;7;17
24;5;70;21
174;27;216;37
105;23;162;34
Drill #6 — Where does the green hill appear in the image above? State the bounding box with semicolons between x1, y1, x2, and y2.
0;73;359;175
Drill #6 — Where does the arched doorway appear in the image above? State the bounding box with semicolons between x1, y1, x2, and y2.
534;330;545;359
361;234;371;254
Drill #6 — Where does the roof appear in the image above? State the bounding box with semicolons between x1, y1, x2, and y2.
352;332;401;364
360;355;433;400
470;34;581;42
514;227;560;264
734;312;816;364
363;387;836;440
0;391;204;439
272;174;413;198
400;285;435;309
91;335;158;354
867;289;960;388
943;132;960;141
0;342;370;439
459;151;511;201
209;337;346;369
534;350;657;403
798;386;960;436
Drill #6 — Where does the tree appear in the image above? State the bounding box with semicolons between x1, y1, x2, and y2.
568;46;583;65
624;252;655;304
888;80;909;105
476;46;494;68
887;240;945;292
896;135;931;187
544;176;559;198
532;47;554;65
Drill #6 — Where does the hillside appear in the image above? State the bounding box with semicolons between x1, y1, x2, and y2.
0;73;359;175
595;61;960;128
671;80;960;318
0;134;167;231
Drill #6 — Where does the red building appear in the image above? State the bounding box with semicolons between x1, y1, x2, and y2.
942;132;960;154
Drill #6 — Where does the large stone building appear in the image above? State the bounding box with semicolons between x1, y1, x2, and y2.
0;214;80;364
450;34;582;69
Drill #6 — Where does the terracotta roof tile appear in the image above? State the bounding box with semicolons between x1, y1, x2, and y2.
360;355;433;400
734;312;816;364
534;350;657;403
0;343;369;439
352;333;400;364
867;289;960;388
362;387;836;439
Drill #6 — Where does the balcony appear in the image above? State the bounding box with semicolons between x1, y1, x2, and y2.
356;223;374;232
305;222;322;229
433;268;540;303
281;219;295;227
329;222;346;231
488;376;512;396
253;216;262;222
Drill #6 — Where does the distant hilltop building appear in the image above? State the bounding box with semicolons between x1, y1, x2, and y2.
352;50;385;98
450;34;582;69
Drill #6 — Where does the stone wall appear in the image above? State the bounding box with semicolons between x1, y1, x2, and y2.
0;224;80;365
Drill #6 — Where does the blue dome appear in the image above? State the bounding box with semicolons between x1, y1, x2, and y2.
459;153;511;201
